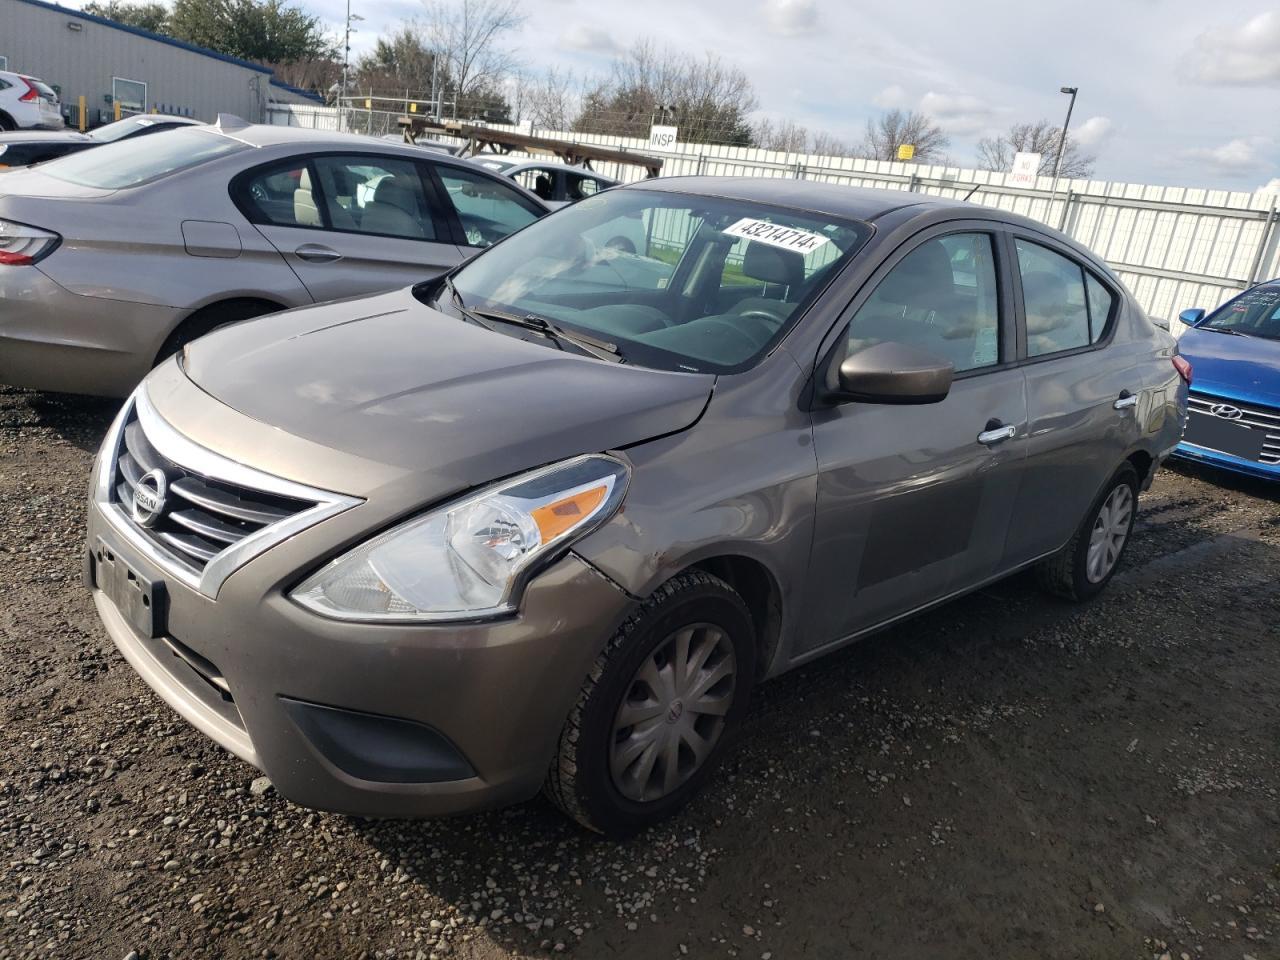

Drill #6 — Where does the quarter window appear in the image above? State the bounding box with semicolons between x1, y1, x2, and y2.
847;233;1001;373
436;167;543;247
1084;273;1116;341
1015;240;1093;357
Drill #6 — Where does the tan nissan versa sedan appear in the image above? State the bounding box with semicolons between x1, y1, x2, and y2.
86;178;1189;835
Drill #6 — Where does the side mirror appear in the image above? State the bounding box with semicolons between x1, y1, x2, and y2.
1178;308;1205;327
1151;315;1171;331
824;340;954;405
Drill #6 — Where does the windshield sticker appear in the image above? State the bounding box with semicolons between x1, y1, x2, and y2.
721;218;831;254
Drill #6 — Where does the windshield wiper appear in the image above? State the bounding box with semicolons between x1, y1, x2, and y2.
441;276;495;331
1200;325;1249;337
470;307;625;363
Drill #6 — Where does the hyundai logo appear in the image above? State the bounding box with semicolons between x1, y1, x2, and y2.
132;468;168;527
1209;403;1244;421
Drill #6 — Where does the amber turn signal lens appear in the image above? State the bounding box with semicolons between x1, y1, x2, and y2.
530;485;609;542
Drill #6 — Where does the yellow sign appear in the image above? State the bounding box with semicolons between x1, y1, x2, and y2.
897;144;915;161
409;102;417;113
364;98;372;109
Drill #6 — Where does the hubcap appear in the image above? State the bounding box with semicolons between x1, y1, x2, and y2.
1086;483;1133;583
609;623;737;803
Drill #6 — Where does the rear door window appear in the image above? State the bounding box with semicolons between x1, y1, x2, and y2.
312;156;442;240
1015;239;1091;357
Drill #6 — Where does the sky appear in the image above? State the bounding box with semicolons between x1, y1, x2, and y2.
82;0;1280;191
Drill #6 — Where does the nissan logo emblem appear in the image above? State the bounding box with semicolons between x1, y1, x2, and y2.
1209;403;1244;421
132;468;168;527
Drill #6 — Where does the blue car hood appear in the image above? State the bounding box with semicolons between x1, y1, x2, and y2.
1179;327;1280;403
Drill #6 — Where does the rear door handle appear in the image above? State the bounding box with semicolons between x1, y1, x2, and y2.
294;243;342;264
977;419;1018;445
1114;390;1138;411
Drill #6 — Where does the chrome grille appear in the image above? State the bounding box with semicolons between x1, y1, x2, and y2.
1187;392;1280;464
112;406;317;573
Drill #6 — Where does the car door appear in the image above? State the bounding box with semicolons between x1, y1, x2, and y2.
800;225;1028;652
431;163;546;249
236;153;465;303
1002;234;1144;563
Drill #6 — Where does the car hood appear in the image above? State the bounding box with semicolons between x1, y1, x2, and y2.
1178;326;1280;401
182;287;714;487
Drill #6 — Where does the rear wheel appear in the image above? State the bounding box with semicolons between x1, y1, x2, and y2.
0;112;15;132
1037;462;1139;601
544;570;756;836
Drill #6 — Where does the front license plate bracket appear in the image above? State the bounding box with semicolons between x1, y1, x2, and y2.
94;536;167;638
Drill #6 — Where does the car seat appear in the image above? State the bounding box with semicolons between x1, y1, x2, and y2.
360;177;428;238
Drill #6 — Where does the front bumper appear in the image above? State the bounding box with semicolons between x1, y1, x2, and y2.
0;265;182;396
88;496;634;816
1172;442;1280;482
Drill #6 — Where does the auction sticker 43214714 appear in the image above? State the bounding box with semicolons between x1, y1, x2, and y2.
721;218;832;254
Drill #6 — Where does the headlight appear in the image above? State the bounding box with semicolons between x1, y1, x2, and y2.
291;454;629;622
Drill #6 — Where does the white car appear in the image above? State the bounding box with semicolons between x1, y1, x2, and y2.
0;70;62;131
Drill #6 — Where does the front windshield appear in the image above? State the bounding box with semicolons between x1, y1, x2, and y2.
443;188;872;373
1202;285;1280;340
43;127;245;189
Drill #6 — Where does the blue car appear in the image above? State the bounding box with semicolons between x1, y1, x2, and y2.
1173;279;1280;480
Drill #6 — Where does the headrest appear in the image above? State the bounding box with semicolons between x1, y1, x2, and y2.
742;241;805;287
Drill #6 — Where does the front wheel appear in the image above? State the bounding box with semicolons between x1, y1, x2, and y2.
1037;462;1139;601
544;570;756;836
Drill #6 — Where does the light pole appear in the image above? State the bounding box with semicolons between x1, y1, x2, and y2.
340;4;362;118
1049;85;1078;197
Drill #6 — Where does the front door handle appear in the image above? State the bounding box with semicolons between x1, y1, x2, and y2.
1113;390;1138;411
295;243;343;264
977;419;1018;445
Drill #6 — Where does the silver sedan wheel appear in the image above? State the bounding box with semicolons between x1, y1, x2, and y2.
1086;483;1133;583
609;623;737;803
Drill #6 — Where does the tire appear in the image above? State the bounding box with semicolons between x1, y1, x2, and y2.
544;570;757;836
0;113;15;132
1037;462;1139;602
153;299;280;367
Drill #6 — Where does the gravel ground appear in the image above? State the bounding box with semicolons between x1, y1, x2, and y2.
1;385;1278;960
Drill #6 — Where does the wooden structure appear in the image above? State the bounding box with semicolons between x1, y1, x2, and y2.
397;116;664;178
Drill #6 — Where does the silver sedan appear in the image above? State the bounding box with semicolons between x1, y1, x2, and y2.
0;117;547;396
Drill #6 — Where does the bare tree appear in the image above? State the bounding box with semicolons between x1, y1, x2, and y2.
573;41;758;145
422;0;524;115
859;109;949;163
976;120;1095;179
751;118;856;156
519;68;579;131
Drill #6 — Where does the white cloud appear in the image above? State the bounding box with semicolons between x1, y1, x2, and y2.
918;90;999;137
1256;177;1280;197
1182;137;1272;174
1073;116;1114;149
872;84;910;109
559;24;623;54
1189;11;1280;86
763;0;819;36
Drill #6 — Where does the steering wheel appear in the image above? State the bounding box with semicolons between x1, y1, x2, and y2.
250;182;269;203
736;307;788;328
